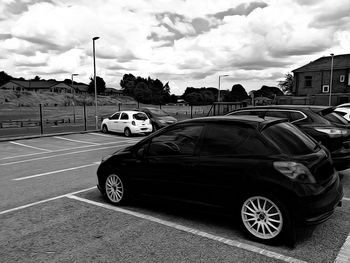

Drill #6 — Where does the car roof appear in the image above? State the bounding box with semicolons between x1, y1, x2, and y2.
177;115;286;131
230;105;335;113
120;110;147;114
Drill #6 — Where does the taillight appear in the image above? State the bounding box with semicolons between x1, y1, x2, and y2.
273;161;316;184
314;127;349;138
131;121;136;126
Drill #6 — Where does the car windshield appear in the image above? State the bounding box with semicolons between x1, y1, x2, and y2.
262;122;317;155
133;113;148;120
147;108;169;117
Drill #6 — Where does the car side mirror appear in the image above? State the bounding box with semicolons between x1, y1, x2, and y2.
136;148;144;159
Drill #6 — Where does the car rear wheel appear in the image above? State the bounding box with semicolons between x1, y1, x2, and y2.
102;124;108;133
240;194;293;243
124;127;132;137
105;174;127;205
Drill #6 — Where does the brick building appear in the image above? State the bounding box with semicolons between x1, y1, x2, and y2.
292;54;350;105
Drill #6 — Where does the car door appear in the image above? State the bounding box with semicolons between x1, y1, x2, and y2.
130;123;204;202
108;112;120;131
196;123;275;208
118;112;130;132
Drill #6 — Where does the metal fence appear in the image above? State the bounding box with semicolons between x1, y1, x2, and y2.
0;103;216;139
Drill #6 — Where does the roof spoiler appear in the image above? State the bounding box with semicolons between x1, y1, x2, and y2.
258;118;288;132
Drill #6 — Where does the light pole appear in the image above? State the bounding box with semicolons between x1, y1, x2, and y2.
328;53;334;106
71;73;79;123
93;36;100;129
217;74;228;115
218;74;229;102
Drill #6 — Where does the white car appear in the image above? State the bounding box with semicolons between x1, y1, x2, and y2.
334;107;350;121
101;111;152;137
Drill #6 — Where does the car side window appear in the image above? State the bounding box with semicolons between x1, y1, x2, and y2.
265;110;290;120
289;111;305;122
148;125;203;156
110;112;120;120
229;110;265;116
200;124;272;156
120;113;129;120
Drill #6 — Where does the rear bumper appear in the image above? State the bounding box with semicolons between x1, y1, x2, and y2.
296;175;343;225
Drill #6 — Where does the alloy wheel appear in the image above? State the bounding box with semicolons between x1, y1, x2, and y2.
105;174;124;203
241;196;283;240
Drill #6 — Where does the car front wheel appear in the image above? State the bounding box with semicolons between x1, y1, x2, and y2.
102;124;108;133
105;174;127;205
240;194;292;244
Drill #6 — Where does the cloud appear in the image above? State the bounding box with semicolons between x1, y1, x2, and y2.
211;2;268;20
15;61;47;67
3;0;54;15
0;33;12;40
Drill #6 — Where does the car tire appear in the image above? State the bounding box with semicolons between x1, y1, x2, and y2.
102;124;108;133
124;127;132;137
240;193;294;244
104;174;127;205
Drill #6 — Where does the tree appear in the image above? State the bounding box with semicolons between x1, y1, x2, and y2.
0;71;13;86
278;73;294;95
88;76;106;94
254;85;283;98
229;84;248;101
120;74;136;96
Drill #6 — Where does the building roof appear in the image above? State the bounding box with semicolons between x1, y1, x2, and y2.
8;80;58;88
73;84;89;92
292;54;350;73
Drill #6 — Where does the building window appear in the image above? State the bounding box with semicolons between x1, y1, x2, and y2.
340;75;345;82
304;76;312;87
322;85;329;93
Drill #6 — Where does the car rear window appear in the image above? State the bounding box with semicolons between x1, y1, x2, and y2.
262;122;317;155
133;113;148;120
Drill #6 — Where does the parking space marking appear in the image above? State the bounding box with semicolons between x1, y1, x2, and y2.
13;162;100;181
0;143;133;166
343;197;350;202
67;195;307;263
90;132;118;138
54;136;100;145
10;141;52;152
0;140;139;160
335;234;350;263
0;186;96;215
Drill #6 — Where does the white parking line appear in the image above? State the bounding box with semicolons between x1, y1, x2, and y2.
343;197;350;202
54;136;100;145
0;140;139;160
10;141;52;152
0;143;133;166
13;162;100;181
335;234;350;263
67;195;307;263
0;186;96;215
90;132;117;138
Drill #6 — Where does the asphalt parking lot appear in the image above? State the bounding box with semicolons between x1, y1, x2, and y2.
0;132;349;263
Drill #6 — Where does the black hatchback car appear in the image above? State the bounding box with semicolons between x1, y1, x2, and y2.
135;107;177;131
97;116;343;244
227;105;350;172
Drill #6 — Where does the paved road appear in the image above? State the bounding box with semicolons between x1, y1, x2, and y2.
0;133;349;263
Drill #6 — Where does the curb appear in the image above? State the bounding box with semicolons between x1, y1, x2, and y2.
0;130;101;142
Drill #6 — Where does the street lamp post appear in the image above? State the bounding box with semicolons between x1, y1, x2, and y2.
218;74;229;102
71;73;79;123
218;74;228;115
328;53;334;106
93;36;100;129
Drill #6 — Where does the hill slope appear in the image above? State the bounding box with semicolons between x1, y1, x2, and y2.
0;90;136;108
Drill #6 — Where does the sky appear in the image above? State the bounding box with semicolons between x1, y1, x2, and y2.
0;0;349;95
